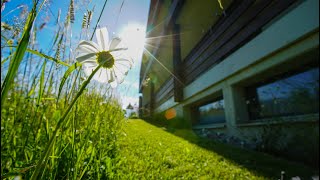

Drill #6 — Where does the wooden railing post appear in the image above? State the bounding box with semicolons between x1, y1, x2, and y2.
139;95;143;118
150;81;155;116
173;23;183;102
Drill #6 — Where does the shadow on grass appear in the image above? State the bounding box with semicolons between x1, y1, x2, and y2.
141;116;319;179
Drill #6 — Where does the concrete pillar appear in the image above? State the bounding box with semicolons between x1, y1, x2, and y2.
182;105;194;128
223;83;249;135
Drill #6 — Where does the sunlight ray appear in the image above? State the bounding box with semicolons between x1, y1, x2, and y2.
145;18;167;37
145;32;184;41
143;33;185;50
141;48;185;90
143;43;161;49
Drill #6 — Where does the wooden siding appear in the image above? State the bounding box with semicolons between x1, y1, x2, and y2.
177;0;234;60
154;77;174;108
183;0;297;84
143;75;174;111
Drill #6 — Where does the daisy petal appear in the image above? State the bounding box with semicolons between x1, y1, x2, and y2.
83;66;96;77
93;69;106;83
109;37;121;50
76;40;101;53
115;58;133;69
82;59;97;64
105;69;109;82
108;69;115;83
113;64;126;74
110;70;118;88
96;27;109;51
98;68;103;77
110;51;131;63
114;61;130;76
83;62;97;68
76;53;97;63
110;50;124;59
113;67;126;84
110;81;117;88
95;69;109;83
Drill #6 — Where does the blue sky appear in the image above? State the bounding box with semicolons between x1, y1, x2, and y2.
2;0;150;109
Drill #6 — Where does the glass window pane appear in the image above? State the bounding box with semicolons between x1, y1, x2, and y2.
247;67;319;120
198;98;226;124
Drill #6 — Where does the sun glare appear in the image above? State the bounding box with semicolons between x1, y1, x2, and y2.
119;23;146;61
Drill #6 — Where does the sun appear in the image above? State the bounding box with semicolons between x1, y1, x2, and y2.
119;23;146;61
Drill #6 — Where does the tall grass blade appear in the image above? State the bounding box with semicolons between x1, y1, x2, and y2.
46;73;54;96
218;0;224;10
57;62;82;100
27;60;43;98
37;60;46;106
1;1;37;107
87;10;92;29
30;65;102;180
82;13;87;29
52;28;62;48
69;0;75;24
66;69;80;103
1;54;13;65
90;0;108;40
26;48;70;67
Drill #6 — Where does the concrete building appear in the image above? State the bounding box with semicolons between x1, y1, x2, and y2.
139;0;319;165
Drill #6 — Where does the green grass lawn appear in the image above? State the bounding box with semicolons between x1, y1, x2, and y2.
115;119;318;179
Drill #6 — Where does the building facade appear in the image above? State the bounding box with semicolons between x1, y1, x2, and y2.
139;0;319;163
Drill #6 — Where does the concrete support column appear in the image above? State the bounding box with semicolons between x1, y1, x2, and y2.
182;106;194;128
223;83;249;135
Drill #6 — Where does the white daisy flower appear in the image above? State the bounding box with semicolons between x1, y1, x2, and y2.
75;27;133;88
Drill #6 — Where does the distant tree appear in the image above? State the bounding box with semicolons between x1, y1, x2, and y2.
126;103;134;110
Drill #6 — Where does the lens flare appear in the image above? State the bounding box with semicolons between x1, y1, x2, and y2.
165;108;176;120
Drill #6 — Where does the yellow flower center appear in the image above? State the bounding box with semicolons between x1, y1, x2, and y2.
96;51;115;69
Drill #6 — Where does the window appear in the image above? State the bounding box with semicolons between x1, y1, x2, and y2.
197;97;226;125
246;67;319;120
